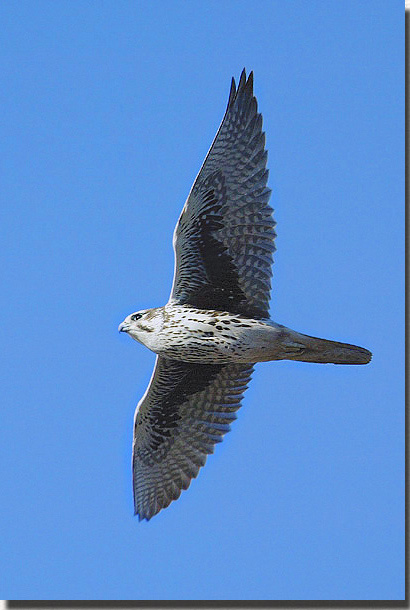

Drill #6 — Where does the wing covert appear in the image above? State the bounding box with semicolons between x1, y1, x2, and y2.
133;356;254;521
169;69;276;319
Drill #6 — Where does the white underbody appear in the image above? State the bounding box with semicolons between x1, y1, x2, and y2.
121;304;371;366
136;306;304;364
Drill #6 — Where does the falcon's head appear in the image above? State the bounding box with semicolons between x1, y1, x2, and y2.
118;308;163;348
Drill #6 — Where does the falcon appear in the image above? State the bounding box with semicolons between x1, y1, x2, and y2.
118;69;372;521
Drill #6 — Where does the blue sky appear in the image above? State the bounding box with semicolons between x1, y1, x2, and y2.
0;0;404;601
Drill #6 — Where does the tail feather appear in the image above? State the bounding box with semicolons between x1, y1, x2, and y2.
284;332;372;365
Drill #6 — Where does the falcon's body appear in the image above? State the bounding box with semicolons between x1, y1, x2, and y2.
119;305;371;366
119;70;371;521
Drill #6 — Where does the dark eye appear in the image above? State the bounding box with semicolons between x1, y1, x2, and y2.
131;313;143;321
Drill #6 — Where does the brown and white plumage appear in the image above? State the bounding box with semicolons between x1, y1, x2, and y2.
132;70;270;521
119;70;371;521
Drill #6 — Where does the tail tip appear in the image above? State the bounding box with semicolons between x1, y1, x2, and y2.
346;345;372;365
360;347;372;365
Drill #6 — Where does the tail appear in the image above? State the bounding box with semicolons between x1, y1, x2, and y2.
282;330;372;365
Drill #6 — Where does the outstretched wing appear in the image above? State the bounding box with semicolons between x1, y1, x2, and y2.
133;356;254;521
169;69;276;320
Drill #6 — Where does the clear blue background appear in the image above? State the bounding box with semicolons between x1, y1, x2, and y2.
0;0;404;601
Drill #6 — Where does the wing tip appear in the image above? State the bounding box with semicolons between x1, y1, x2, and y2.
227;76;237;108
227;68;255;110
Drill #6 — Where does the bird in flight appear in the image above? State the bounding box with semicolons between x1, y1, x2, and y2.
119;69;372;521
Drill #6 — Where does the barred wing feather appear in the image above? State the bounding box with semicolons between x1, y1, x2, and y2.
170;69;276;319
133;356;254;521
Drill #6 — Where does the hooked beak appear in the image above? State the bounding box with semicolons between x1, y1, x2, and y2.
118;321;129;333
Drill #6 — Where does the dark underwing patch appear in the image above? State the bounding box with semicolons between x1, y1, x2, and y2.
146;360;223;454
180;172;269;319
